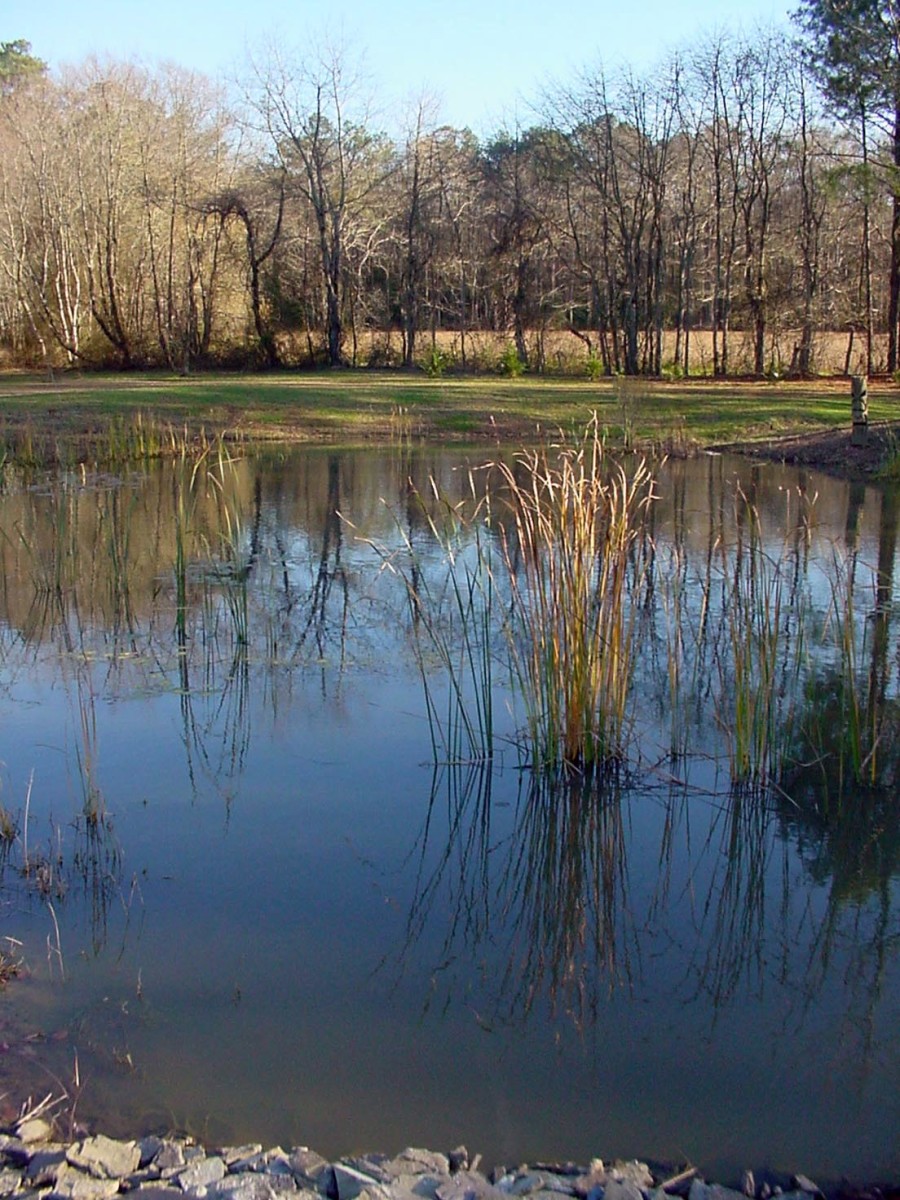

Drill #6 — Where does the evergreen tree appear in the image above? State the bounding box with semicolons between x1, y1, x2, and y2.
795;0;900;369
0;39;46;93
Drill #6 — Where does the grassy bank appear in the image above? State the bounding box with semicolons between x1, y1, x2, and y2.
0;369;897;461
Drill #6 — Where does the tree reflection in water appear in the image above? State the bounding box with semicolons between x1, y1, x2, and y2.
0;447;894;1170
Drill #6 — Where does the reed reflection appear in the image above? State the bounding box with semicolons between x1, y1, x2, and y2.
398;762;634;1031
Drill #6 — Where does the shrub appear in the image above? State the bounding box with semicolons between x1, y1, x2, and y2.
499;345;526;377
586;353;605;380
424;346;453;377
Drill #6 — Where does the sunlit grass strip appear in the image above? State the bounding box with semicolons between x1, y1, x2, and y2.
489;419;656;772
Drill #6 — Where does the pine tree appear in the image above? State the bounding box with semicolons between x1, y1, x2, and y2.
796;0;900;370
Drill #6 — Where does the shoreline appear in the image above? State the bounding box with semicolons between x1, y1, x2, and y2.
0;1122;896;1200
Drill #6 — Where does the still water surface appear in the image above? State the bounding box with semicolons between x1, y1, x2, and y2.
0;447;896;1180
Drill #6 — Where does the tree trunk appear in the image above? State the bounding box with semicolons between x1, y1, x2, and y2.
888;101;900;373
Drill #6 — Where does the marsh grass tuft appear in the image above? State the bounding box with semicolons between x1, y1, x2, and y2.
365;420;659;772
490;418;656;772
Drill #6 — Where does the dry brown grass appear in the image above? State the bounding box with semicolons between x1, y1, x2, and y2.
324;327;888;377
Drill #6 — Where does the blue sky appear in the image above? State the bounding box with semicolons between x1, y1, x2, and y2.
6;0;794;132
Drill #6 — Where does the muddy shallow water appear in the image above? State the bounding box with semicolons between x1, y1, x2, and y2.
0;446;896;1181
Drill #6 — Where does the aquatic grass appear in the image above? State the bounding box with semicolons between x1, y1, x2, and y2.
95;485;138;638
658;543;697;760
354;478;497;764
0;937;22;987
0;412;223;470
356;420;657;771
0;796;17;845
790;549;898;797
824;551;869;786
203;447;251;649
488;419;657;772
13;479;79;604
72;667;106;827
712;491;806;788
876;427;900;480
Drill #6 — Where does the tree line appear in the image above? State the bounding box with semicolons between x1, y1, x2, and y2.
1;7;898;378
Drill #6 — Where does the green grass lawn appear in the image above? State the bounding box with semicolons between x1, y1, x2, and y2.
0;368;897;458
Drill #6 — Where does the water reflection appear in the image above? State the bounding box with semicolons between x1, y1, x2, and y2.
0;448;895;1179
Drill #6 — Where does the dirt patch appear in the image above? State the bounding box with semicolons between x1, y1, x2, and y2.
723;421;900;482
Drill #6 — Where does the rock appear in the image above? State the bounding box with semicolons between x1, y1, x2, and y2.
284;1151;328;1188
133;1188;186;1200
17;1119;53;1146
436;1172;509;1200
178;1157;227;1194
67;1136;141;1181
448;1151;469;1175
50;1163;122;1200
572;1168;606;1200
208;1175;301;1200
382;1152;451;1183
0;1167;25;1195
791;1180;821;1198
329;1164;387;1200
373;1148;453;1200
573;1176;602;1195
347;1159;391;1184
520;1192;579;1200
229;1150;294;1177
255;1151;297;1178
140;1142;166;1168
610;1164;653;1191
604;1180;645;1200
219;1147;264;1169
129;1167;164;1186
26;1149;67;1186
689;1182;748;1200
155;1145;188;1173
504;1174;558;1197
741;1175;755;1199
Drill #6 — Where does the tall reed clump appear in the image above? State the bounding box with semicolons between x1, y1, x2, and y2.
489;419;657;773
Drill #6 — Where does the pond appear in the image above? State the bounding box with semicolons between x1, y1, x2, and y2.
0;443;896;1183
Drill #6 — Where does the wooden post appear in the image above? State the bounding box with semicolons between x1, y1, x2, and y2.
851;375;869;447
